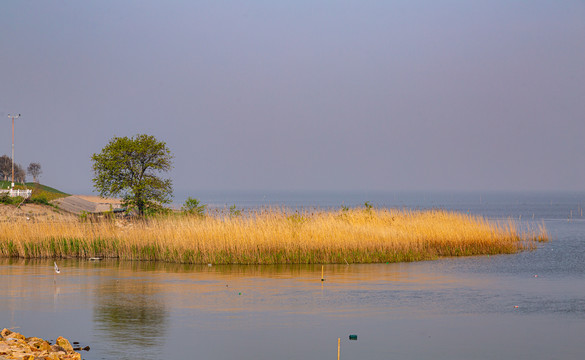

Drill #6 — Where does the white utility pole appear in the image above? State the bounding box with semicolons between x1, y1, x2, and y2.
7;114;21;189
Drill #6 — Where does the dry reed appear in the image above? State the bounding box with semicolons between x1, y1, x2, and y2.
0;208;547;264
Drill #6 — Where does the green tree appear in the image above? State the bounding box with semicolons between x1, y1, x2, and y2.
91;134;174;216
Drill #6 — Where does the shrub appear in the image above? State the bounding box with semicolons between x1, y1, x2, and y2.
0;192;11;205
229;204;242;217
182;197;206;217
30;194;50;206
0;194;24;205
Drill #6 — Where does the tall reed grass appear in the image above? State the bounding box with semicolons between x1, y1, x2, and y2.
0;208;547;264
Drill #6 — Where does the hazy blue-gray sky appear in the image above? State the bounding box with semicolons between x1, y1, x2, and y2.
1;1;584;195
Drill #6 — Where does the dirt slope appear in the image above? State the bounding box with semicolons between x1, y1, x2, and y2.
51;195;122;215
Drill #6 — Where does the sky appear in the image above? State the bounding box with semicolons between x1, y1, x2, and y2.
1;1;584;196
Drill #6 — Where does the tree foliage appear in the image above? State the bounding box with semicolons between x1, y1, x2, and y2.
14;164;26;183
0;155;25;183
27;162;42;183
0;155;11;181
91;134;174;216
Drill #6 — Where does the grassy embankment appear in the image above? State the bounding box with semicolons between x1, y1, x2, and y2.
0;204;548;264
0;180;69;204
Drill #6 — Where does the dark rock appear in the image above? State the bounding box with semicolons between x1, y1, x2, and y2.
51;344;67;352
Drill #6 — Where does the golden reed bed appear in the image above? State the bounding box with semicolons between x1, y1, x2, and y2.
0;208;547;264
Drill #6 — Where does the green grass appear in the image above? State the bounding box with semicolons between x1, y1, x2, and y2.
0;180;69;202
24;182;68;195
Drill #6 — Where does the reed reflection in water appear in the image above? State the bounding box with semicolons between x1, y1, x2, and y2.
93;277;168;354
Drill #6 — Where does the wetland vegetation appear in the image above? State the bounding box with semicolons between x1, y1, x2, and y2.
0;206;547;264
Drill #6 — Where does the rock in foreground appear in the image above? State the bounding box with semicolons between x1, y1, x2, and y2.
0;329;81;360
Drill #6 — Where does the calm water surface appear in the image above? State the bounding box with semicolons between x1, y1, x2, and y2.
1;192;584;360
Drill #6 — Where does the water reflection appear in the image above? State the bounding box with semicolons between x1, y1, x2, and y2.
93;280;168;347
90;267;169;360
1;255;585;360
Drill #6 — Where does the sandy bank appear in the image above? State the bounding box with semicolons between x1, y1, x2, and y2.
0;203;75;222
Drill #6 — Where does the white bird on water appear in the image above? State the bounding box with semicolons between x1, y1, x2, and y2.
54;262;61;274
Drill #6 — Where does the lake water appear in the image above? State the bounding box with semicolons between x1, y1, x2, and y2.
1;191;584;360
